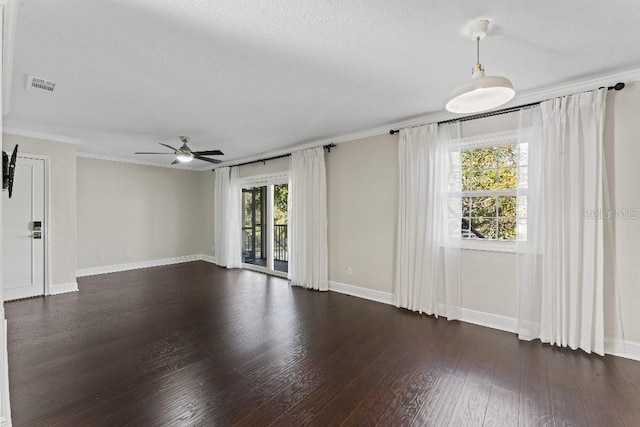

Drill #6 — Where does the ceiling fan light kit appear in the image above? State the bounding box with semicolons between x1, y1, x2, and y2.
134;136;224;165
446;20;515;114
175;152;194;163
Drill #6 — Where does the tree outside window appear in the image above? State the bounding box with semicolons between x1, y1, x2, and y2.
458;139;527;240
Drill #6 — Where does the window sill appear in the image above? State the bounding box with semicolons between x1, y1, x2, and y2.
460;239;523;253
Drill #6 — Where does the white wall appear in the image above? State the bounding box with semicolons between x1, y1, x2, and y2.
607;82;640;342
76;158;206;268
326;133;398;292
320;85;640;343
238;156;289;177
2;133;77;286
324;124;520;317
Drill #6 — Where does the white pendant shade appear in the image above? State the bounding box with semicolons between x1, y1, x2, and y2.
445;20;515;114
446;69;515;114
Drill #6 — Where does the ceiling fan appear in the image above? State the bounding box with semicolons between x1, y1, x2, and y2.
135;136;224;164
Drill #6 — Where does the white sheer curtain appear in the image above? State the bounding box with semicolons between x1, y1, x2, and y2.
394;123;461;318
213;166;242;268
517;89;608;355
226;167;242;268
288;147;328;291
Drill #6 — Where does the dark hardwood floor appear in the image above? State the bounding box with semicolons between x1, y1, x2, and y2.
6;261;640;426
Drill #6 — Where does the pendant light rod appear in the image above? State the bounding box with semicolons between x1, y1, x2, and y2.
390;82;625;134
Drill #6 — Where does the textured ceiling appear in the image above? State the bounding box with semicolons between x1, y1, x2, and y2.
5;0;640;169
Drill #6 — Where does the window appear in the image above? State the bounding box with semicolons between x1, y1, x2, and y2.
456;135;527;242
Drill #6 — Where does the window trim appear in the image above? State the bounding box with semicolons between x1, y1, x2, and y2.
238;171;288;188
454;130;527;251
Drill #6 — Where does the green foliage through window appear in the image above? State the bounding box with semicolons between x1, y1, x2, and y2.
458;142;525;241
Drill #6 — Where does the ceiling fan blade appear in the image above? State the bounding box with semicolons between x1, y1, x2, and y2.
159;143;178;152
192;150;224;156
194;154;222;164
134;152;172;154
171;159;179;165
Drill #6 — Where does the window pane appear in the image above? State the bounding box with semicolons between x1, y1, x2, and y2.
470;196;496;218
480;169;498;191
517;166;528;188
497;144;517;168
497;196;516;217
467;169;497;191
519;143;529;166
471;217;497;239
273;184;288;225
517;196;527;218
472;147;498;169
255;188;263;224
461;218;474;239
448;172;462;191
462;150;473;171
462;170;476;191
449;151;462;171
497;168;517;189
458;140;528;242
462;197;471;217
498;218;516;240
517;219;528;241
243;192;252;227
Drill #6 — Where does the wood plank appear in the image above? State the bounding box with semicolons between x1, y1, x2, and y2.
4;261;640;426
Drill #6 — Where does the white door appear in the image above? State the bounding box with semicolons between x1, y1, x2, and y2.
3;156;46;301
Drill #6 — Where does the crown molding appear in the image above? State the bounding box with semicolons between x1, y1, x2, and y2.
7;67;640;170
76;151;208;172
3;126;82;144
216;67;640;168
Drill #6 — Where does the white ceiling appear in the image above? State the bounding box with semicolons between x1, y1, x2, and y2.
4;0;640;170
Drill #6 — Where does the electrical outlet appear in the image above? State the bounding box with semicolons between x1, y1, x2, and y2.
346;267;352;275
98;253;104;260
126;250;132;258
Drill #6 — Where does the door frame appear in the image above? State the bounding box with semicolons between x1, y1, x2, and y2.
239;172;288;279
6;153;51;297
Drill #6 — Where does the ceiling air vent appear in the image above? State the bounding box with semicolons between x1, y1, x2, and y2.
26;75;56;92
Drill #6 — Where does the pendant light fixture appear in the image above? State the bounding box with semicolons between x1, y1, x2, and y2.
446;20;515;114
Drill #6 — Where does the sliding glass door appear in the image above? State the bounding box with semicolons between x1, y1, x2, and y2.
273;184;288;273
241;177;288;276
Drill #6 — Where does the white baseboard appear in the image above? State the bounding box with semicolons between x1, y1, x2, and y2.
200;254;215;264
460;308;518;334
328;280;640;362
76;254;207;277
49;282;79;295
605;338;640;362
328;281;394;306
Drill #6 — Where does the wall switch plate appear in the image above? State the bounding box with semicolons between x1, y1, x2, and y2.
346;267;352;275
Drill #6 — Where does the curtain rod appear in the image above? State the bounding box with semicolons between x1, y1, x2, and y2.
221;143;336;169
389;82;626;135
